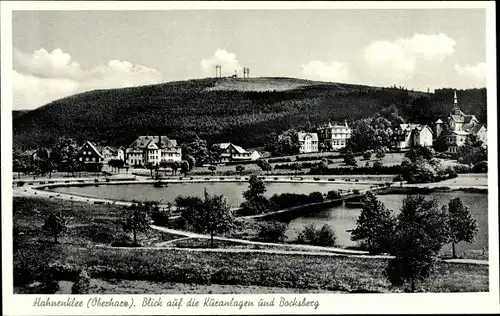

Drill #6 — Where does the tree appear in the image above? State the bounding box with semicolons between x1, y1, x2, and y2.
268;129;300;155
208;165;217;176
42;213;67;243
257;220;288;242
181;190;234;247
243;175;266;201
445;197;478;258
344;150;357;166
235;165;245;176
385;195;449;292
171;161;180;176
241;175;270;214
405;145;434;163
362;151;372;160
257;159;273;175
351;191;396;254
71;270;91;294
108;159;124;173
327;190;341;200
182;137;210;166
121;202;152;245
290;163;302;175
209;144;223;163
180;160;190;175
297;224;336;246
186;155;196;170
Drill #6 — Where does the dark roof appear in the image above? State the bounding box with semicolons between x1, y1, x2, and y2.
469;124;486;135
129;136;178;149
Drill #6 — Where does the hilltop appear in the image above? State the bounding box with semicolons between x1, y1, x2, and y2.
12;77;486;150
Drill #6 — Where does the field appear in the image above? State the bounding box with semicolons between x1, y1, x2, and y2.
13;196;488;294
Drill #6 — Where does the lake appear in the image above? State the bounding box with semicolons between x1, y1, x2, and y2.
286;192;488;255
49;182;373;207
50;182;488;255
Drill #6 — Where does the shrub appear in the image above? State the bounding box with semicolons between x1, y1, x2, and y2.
353;189;360;195
71;270;91;294
151;208;170;226
472;161;488;173
327;190;341;200
257;221;288;243
308;191;324;203
363;151;372;160
376;151;386;159
296;224;336;246
373;161;383;169
267;157;292;163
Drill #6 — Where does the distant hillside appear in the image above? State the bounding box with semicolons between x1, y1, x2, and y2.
12;77;486;150
12;110;30;120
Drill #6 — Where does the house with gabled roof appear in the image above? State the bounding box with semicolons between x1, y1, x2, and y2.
78;141;104;171
297;132;319;153
317;120;351;151
214;142;261;163
392;124;434;150
126;136;181;167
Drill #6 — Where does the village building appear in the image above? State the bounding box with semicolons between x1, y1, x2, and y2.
297;132;319;153
437;91;487;153
126;136;181;167
78;141;104;171
101;146;126;162
392;124;434;150
317;121;351;151
213;142;261;163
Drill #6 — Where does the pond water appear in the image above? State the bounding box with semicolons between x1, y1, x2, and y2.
286;192;488;255
49;182;372;207
50;182;488;255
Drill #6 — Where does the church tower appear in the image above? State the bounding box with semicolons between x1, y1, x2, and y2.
450;90;463;116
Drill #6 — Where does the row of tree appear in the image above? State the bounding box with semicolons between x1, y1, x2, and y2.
351;192;477;292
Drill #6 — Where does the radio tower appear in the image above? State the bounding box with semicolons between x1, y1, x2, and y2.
215;65;222;78
243;67;250;78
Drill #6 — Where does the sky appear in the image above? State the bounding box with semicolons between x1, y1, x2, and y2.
12;9;487;110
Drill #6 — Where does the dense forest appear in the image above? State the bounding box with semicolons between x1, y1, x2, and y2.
12;77;487;150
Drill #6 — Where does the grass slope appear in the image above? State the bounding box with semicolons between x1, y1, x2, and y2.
13;196;488;294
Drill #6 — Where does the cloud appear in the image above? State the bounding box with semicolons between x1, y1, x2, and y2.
13;48;162;110
201;49;242;76
301;60;349;82
363;33;456;79
454;62;486;83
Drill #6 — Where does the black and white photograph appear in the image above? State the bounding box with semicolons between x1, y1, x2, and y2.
2;1;498;315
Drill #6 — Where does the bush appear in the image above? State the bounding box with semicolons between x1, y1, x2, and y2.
267;157;292;163
376;151;386;159
362;151;372;160
151;209;170;226
296;224;336;247
472;161;488;173
373;161;383;169
71;270;91;294
257;221;288;243
353;189;360;195
308;191;324;203
327;190;341;200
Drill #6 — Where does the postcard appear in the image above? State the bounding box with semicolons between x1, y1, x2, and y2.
1;1;498;315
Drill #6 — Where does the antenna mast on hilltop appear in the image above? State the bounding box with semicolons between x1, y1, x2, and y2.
243;67;250;78
215;65;222;78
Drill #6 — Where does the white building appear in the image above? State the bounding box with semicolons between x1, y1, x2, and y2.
441;91;487;153
317;121;351;150
101;146;125;162
297;132;319;153
214;142;261;163
126;136;181;166
392;124;434;150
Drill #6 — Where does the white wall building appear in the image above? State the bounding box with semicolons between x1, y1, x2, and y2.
297;132;319;153
126;136;181;166
317;121;351;150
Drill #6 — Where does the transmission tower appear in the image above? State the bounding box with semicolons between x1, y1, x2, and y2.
243;67;250;78
215;65;222;78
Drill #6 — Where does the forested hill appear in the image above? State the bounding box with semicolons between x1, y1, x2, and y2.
12;77;486;150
